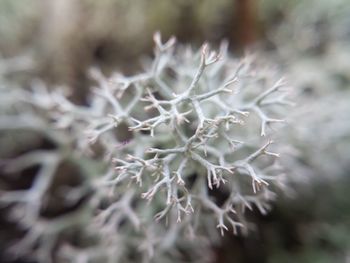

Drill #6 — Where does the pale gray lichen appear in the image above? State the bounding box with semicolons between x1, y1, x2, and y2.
0;33;292;263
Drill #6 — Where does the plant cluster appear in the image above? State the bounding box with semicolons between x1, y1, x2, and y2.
0;34;291;262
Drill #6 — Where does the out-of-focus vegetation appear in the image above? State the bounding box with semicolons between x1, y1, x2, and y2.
0;0;349;262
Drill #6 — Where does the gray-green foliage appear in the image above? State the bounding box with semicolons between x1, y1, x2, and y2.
266;0;350;184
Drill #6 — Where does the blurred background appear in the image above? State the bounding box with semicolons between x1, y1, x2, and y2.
0;0;349;262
